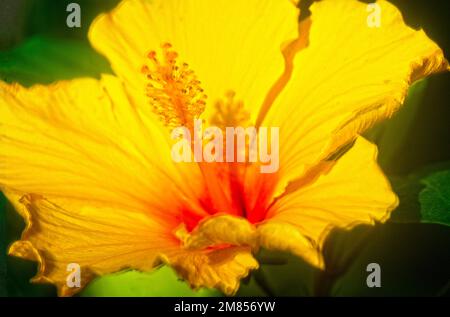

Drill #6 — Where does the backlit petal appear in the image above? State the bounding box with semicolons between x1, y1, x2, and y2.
6;193;178;296
179;214;258;250
88;0;299;123
167;214;260;295
264;137;398;268
256;221;323;268
0;75;207;224
162;246;258;295
262;0;448;193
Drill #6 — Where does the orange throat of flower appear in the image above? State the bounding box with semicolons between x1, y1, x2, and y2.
141;43;280;232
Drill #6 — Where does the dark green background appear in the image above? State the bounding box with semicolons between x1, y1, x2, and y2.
0;0;449;297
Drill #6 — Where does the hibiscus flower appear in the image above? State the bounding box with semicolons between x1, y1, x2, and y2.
0;0;447;296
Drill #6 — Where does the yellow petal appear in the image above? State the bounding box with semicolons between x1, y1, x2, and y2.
178;214;258;250
6;193;178;296
261;0;448;192
257;221;323;269
0;75;207;223
88;0;299;123
263;137;398;268
162;246;258;296
166;214;259;295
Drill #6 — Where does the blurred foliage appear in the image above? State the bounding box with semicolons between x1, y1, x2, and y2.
0;0;449;297
0;36;111;86
238;249;319;296
241;222;450;297
0;0;120;50
325;222;450;296
25;0;120;40
81;267;222;297
389;161;450;224
365;80;428;171
420;170;450;226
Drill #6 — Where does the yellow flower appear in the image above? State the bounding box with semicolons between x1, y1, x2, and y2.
0;0;448;296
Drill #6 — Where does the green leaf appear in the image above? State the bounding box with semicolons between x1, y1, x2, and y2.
419;170;450;226
388;161;450;223
80;266;222;297
0;35;111;86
